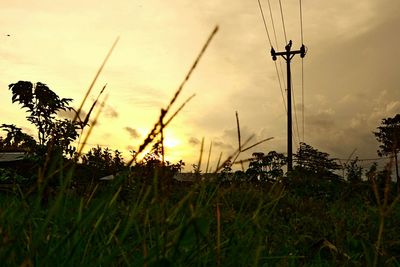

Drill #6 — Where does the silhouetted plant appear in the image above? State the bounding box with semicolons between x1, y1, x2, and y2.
0;124;36;152
81;146;125;176
191;164;201;174
0;168;28;184
129;142;185;188
366;162;396;204
246;151;286;182
221;160;232;174
288;143;343;200
374;114;400;192
141;142;164;169
6;81;80;157
246;152;266;182
294;142;341;179
345;157;363;183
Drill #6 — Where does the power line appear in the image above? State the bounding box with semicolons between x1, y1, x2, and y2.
292;124;300;151
266;0;278;48
335;156;394;162
274;61;287;112
266;0;287;103
291;77;301;147
257;0;273;46
299;0;304;44
299;0;305;142
278;0;288;44
257;0;287;114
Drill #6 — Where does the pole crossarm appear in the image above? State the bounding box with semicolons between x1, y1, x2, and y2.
271;43;306;61
269;40;306;172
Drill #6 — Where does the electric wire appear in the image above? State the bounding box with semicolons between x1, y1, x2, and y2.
334;156;394;162
291;74;301;148
257;0;273;46
291;76;301;149
266;0;287;92
292;125;300;151
299;0;305;142
257;0;287;113
274;61;287;112
278;0;288;44
299;0;304;44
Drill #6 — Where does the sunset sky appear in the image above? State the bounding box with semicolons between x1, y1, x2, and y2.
1;0;399;171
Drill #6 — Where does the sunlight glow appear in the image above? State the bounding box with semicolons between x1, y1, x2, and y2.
164;135;180;149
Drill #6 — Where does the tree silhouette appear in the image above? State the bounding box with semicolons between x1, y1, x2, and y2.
0;124;36;151
294;142;340;179
5;81;80;157
374;114;400;192
246;151;286;181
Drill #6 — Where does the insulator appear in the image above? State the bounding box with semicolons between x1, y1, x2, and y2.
300;44;306;58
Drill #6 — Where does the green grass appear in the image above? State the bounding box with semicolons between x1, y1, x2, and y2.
1;171;399;267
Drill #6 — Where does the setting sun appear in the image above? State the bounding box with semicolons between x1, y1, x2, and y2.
164;135;180;149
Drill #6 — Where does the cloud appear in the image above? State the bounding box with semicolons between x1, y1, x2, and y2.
104;105;118;118
57;109;87;121
307;109;336;132
57;108;101;125
188;137;200;145
124;127;140;139
213;140;233;150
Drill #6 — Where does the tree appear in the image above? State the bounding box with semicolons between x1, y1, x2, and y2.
0;124;36;152
5;81;81;156
373;114;400;192
289;143;343;200
81;146;125;177
246;151;286;182
294;142;341;179
344;157;363;183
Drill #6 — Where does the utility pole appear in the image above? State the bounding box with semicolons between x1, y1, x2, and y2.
271;41;306;172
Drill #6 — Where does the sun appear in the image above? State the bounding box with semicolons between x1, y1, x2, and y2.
164;135;180;148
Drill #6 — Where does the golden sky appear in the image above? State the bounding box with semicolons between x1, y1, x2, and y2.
1;0;400;170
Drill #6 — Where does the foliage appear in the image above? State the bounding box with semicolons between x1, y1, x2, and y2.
287;168;346;201
1;173;399;266
6;81;81;157
345;157;363;183
221;159;232;174
0;168;28;184
246;151;286;182
81;146;125;175
128;143;185;189
374;113;400;192
374;114;400;157
0;124;36;152
294;142;341;179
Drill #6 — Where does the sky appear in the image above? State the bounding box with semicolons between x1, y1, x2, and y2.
1;0;399;171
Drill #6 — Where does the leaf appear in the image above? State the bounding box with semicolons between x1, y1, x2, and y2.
8;81;34;110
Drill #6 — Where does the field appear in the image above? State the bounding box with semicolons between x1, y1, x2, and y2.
0;163;399;266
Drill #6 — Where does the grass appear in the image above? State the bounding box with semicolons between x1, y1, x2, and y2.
1;173;400;266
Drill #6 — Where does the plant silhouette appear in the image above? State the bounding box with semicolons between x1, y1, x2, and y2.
5;81;80;156
374;114;400;192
